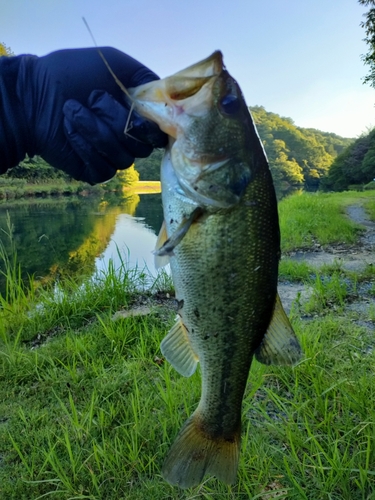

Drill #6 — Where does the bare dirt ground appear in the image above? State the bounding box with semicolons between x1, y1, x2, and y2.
278;205;375;316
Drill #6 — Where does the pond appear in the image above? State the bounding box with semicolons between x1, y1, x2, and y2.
0;189;165;296
0;181;301;297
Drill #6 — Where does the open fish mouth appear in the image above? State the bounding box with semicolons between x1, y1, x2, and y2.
128;51;224;136
128;51;252;208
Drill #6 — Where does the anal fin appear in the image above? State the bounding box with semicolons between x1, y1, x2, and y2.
161;316;199;377
255;293;302;365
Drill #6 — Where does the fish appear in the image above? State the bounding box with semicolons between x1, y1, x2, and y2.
128;51;302;489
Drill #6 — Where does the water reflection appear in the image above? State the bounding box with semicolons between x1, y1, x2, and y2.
0;181;301;297
95;214;158;275
0;190;164;297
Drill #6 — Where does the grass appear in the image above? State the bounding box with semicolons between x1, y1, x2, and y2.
0;177;161;201
0;190;375;498
364;198;375;221
0;179;100;200
278;190;375;252
279;259;314;282
0;176;137;200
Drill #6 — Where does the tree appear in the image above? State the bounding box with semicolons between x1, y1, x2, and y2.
0;42;14;57
359;0;375;87
116;164;139;186
273;152;304;185
134;149;163;180
5;156;70;181
322;128;375;190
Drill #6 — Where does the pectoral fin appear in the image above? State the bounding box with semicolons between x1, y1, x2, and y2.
153;206;204;258
154;221;170;269
161;316;199;377
255;293;302;365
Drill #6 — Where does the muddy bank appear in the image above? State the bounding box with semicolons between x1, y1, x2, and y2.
286;205;375;272
278;204;375;315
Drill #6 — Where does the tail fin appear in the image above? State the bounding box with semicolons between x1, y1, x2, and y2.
162;411;241;488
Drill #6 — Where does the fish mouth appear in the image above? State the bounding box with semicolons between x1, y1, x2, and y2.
127;51;224;137
128;52;252;208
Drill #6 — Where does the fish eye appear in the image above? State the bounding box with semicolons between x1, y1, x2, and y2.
219;94;241;115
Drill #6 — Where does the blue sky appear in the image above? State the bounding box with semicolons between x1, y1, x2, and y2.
1;0;374;138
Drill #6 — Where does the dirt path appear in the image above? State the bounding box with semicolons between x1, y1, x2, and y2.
278;204;375;314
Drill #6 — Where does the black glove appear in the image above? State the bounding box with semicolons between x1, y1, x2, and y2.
0;47;167;184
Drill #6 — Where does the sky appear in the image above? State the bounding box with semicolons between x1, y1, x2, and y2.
1;0;374;138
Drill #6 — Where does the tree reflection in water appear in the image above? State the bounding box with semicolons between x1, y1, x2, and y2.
0;191;165;297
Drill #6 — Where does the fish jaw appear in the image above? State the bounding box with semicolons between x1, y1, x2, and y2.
169;143;251;208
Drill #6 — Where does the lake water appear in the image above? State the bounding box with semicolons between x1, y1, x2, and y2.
0;182;299;296
0;190;165;296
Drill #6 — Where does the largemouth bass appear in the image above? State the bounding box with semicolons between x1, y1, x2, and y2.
128;51;302;488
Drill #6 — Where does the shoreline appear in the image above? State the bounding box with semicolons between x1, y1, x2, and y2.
0;180;161;201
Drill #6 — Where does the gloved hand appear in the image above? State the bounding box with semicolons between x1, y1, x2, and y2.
3;47;167;184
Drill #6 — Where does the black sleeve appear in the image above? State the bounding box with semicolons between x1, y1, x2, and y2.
0;56;32;173
0;48;167;183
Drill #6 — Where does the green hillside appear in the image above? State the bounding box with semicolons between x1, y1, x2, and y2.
2;104;353;193
251;106;352;189
135;106;353;191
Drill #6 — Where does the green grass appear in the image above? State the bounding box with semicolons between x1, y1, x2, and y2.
364;198;375;222
1;190;375;498
2;273;375;499
0;177;123;200
0;179;88;199
279;258;314;282
278;190;375;252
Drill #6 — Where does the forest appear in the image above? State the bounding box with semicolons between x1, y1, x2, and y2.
135;106;354;191
2;106;358;192
321;127;375;190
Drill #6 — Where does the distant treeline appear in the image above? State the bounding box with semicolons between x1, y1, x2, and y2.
4;106;356;192
251;106;352;189
4;156;139;191
135;106;353;190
